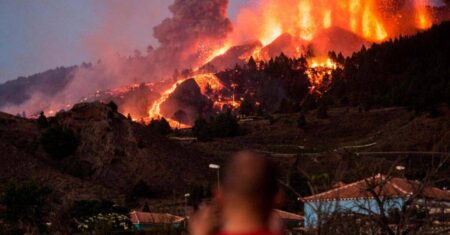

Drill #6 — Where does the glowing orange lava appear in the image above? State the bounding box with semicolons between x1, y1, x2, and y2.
148;79;190;128
148;73;228;128
203;44;232;65
147;0;437;126
415;0;433;29
307;57;338;94
232;0;433;46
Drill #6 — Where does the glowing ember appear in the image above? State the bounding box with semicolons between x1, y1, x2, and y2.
146;0;437;127
204;44;232;65
310;58;338;69
298;0;315;41
415;0;433;29
260;19;283;46
362;1;388;41
192;73;224;94
232;0;434;46
307;57;338;94
147;73;229;128
323;9;332;29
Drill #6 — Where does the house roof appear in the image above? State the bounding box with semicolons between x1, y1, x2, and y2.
273;209;304;221
130;211;185;225
303;174;450;202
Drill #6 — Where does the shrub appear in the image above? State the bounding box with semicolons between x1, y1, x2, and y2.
41;125;79;160
148;118;172;136
192;112;240;141
0;180;52;232
210;111;240;138
192;118;212;141
107;101;118;113
70;200;129;219
37;111;48;129
75;213;132;234
239;98;255;116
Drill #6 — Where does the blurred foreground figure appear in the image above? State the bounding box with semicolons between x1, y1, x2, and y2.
190;151;281;235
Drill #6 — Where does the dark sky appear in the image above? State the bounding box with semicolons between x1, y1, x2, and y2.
0;0;250;83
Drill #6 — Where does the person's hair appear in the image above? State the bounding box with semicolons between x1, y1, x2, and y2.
223;150;279;221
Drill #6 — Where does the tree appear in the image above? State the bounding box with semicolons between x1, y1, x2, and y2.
193;112;240;140
247;56;257;71
37;111;48;128
0;180;52;232
210;111;240;138
239;98;254;116
148;118;172;136
142;202;150;212
41;125;79;160
304;154;450;235
107;101;118;113
70;200;128;219
192;117;212;141
127;113;132;121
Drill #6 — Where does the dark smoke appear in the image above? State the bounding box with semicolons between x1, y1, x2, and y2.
1;0;234;116
152;0;233;71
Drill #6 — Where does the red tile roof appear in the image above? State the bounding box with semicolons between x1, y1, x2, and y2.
303;174;450;202
273;209;304;221
130;211;185;225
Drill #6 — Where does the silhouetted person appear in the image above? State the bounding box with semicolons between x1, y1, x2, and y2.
190;151;281;235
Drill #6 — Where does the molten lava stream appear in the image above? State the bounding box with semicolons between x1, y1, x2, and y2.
148;79;191;129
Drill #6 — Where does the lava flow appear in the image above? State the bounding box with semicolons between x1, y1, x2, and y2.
307;57;338;94
233;0;434;46
148;79;189;128
146;0;437;127
148;73;229;128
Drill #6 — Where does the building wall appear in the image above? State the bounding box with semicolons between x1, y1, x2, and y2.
133;223;183;231
304;198;405;227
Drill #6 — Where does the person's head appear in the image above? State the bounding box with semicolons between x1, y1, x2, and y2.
219;150;280;225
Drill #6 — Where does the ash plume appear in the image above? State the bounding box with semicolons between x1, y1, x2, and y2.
1;0;234;116
152;0;233;71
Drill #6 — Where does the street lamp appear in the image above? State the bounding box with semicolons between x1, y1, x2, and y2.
396;165;406;171
184;193;190;228
209;164;220;192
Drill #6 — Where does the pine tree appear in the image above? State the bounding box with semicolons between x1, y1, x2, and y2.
37;111;49;128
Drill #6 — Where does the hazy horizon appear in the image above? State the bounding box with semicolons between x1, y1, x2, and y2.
0;0;249;83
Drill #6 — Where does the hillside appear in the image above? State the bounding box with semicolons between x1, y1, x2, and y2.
0;102;212;200
329;21;450;111
188;107;450;208
0;66;78;111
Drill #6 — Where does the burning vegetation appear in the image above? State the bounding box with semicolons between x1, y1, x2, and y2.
140;0;445;127
2;0;448;128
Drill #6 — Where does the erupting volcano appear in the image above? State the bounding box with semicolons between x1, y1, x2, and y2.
2;0;446;128
142;0;439;127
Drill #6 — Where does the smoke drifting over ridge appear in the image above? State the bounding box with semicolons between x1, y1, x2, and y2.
2;0;449;117
2;0;234;116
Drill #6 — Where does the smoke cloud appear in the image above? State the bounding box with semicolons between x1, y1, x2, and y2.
152;0;233;71
2;0;234;116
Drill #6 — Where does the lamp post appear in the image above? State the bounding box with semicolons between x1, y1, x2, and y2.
184;193;190;228
396;165;406;177
209;164;220;192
